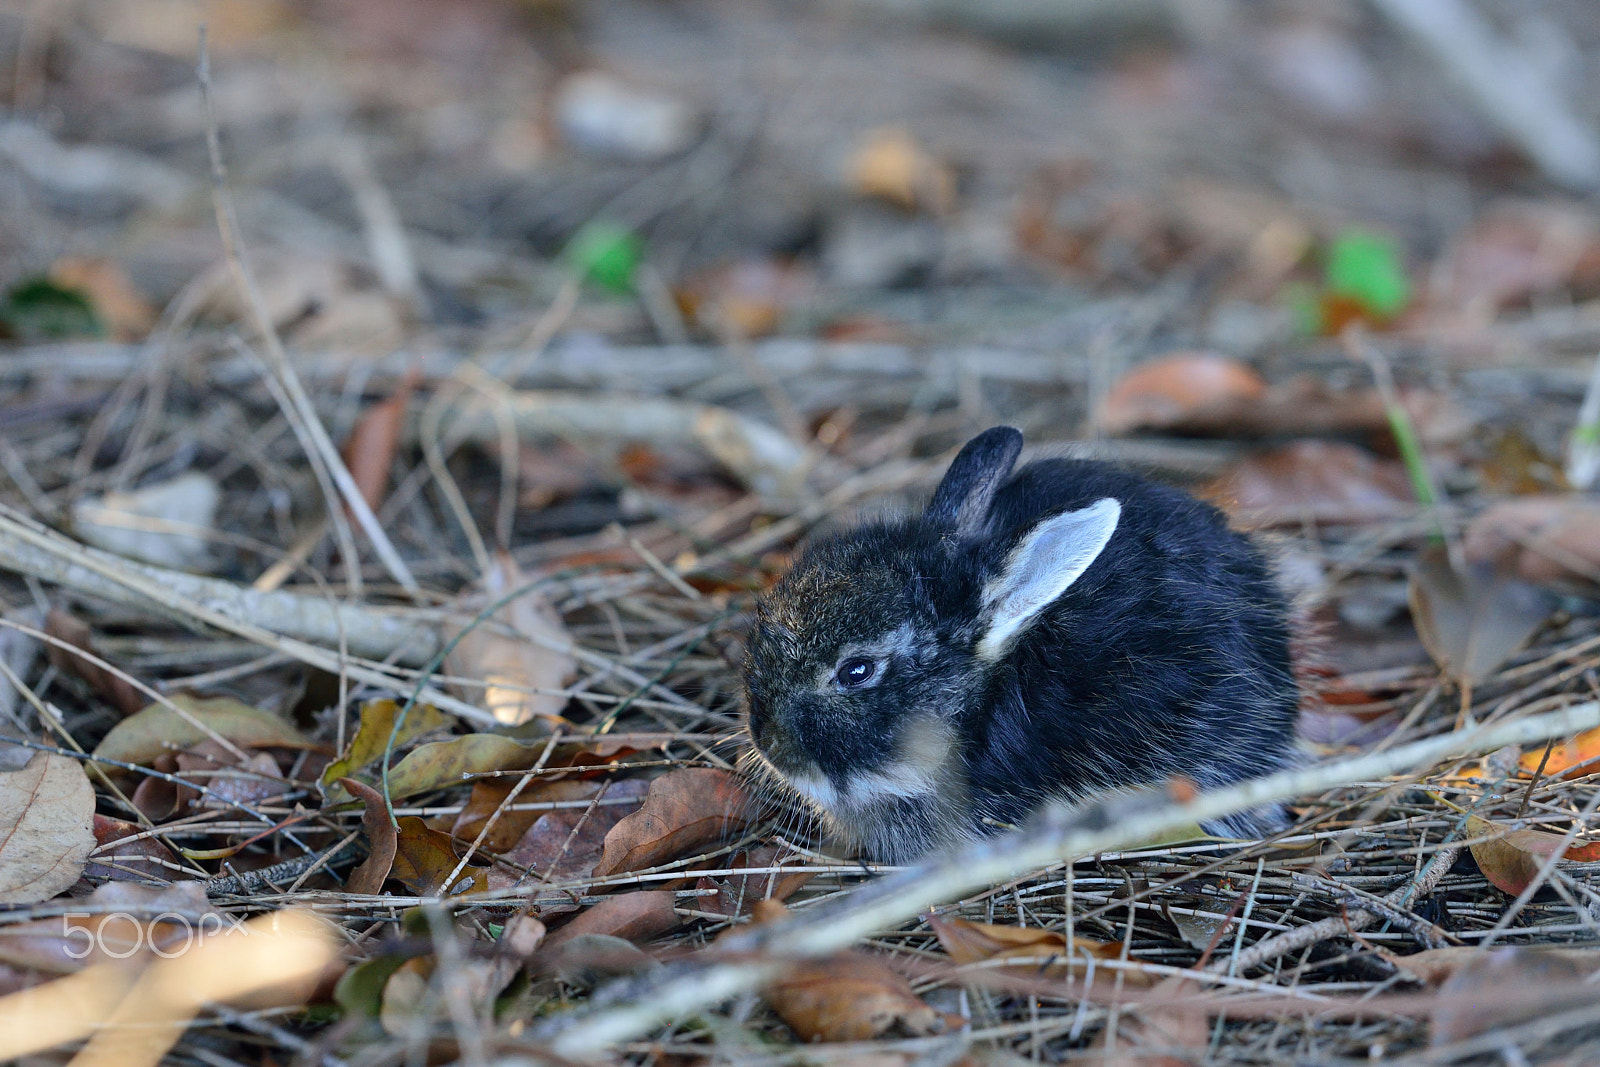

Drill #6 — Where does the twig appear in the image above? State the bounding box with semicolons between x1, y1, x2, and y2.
197;30;420;596
1371;0;1600;191
533;702;1600;1054
1219;843;1463;976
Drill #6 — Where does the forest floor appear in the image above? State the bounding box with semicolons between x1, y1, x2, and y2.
7;1;1600;1064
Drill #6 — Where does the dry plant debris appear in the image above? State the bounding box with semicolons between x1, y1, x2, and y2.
7;1;1600;1063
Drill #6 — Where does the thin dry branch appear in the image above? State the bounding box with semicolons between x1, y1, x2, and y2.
535;700;1600;1055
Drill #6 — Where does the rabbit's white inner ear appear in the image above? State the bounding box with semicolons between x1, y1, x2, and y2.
976;498;1121;662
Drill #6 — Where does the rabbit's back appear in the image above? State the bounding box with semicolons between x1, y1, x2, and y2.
968;459;1299;835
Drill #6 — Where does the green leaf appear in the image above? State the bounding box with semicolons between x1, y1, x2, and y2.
1325;230;1410;319
333;949;425;1018
1;277;102;341
564;221;642;294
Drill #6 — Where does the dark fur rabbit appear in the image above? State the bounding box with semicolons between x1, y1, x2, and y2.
742;426;1301;862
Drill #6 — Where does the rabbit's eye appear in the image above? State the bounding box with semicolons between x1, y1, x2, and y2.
835;656;878;688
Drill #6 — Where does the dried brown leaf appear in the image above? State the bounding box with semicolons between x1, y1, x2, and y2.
341;778;399;896
592;768;754;877
390;817;486;897
1098;352;1266;436
543;890;680;950
84;815;180;884
445;552;577;727
489;778;648;887
1409;546;1554;686
1207;440;1413;524
94;695;314;769
0;752;95;903
1427;946;1600;1045
175;740;287;811
341;371;416;512
48;256;155;341
928;914;1153;989
1466;814;1600;897
1464;495;1600;591
43;608;143;716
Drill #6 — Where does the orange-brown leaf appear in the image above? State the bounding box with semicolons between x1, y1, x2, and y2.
84;814;179;883
341;778;398;896
765;952;962;1042
1517;725;1600;781
341;370;416;512
389;817;485;896
1097;351;1266;436
1466;814;1600;896
928;914;1152;988
491;778;648;888
592;768;754;877
543;890;679;950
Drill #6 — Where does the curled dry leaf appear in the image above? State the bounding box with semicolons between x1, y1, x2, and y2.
0;752;95;903
1464;495;1600;591
695;844;817;920
389;817;487;897
43;607;143;716
320;698;454;800
1206;440;1413;525
94;694;315;770
450;740;642;850
1097;352;1266;436
928;914;1153;990
341;778;399;896
758;900;960;1043
1409;546;1554;687
543;890;680;951
542;933;658;988
444;552;576;728
592;768;755;877
1465;813;1600;897
84;814;180;883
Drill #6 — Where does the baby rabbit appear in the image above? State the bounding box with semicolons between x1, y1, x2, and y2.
742;426;1300;862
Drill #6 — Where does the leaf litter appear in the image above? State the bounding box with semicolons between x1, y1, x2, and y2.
9;2;1600;1064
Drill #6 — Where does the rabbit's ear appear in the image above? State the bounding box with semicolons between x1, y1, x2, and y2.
926;426;1024;538
976;498;1120;661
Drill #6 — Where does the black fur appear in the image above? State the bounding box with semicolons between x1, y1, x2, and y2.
742;427;1301;862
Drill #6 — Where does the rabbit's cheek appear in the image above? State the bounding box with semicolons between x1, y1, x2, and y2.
834;716;953;805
